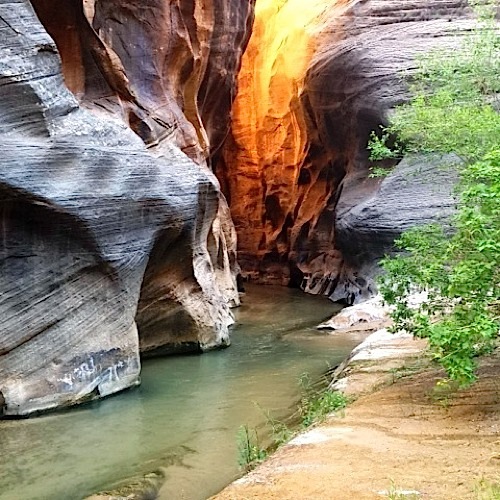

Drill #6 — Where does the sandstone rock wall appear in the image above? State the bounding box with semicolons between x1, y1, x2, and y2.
31;0;255;164
218;0;345;285
0;0;481;417
217;0;474;301
0;0;254;416
302;0;473;302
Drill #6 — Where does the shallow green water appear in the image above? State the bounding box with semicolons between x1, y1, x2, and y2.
0;285;363;500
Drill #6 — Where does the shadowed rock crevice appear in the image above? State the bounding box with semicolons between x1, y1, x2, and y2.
0;391;5;417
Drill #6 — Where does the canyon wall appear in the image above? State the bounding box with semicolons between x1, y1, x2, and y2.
218;0;474;302
0;0;483;417
0;0;254;416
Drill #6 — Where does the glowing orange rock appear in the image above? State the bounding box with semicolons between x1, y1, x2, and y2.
219;0;473;304
219;0;345;283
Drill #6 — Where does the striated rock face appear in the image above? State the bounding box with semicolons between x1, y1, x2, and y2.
30;0;255;164
301;0;473;302
29;0;255;308
0;0;478;416
217;0;473;300
332;154;459;302
217;0;344;285
0;0;254;416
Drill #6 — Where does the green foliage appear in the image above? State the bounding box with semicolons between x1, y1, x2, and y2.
475;477;500;500
237;425;267;472
367;130;400;177
298;372;349;427
380;149;500;385
378;2;500;386
264;411;294;448
369;166;392;178
389;4;500;160
237;373;350;469
368;130;400;162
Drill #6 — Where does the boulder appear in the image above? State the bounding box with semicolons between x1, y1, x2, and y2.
317;296;391;333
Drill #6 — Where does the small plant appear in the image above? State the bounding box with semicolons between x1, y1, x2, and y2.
369;166;392;178
385;487;420;499
368;130;400;162
237;373;351;470
298;372;349;427
236;425;267;472
263;410;294;448
428;379;460;408
382;480;421;499
475;477;500;500
300;390;349;427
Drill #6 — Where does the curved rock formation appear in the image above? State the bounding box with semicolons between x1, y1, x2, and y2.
218;0;341;284
0;0;481;417
217;0;474;301
0;0;254;416
30;0;255;163
301;0;473;302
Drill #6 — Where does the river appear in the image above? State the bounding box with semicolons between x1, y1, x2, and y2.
0;285;364;500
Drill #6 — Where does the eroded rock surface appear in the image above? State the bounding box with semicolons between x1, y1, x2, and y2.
30;0;255;164
0;0;254;416
302;1;472;302
317;296;391;333
217;0;473;301
331;154;459;302
217;0;346;285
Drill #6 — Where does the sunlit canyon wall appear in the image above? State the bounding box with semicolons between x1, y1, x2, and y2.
217;0;473;303
0;0;254;416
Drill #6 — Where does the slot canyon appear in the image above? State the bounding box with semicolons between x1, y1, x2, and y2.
0;0;473;419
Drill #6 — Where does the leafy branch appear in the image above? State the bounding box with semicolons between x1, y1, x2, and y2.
376;1;500;386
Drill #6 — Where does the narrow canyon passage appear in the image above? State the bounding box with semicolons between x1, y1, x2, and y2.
216;0;348;291
215;0;471;304
0;1;478;498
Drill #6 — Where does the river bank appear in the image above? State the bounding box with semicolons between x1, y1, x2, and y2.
213;336;500;500
0;285;364;500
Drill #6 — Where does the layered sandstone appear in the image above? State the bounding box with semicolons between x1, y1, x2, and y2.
0;0;254;416
218;0;344;284
302;0;473;302
218;0;473;301
31;0;255;164
0;0;481;417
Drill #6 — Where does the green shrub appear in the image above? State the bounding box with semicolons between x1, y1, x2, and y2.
236;373;350;470
298;372;349;427
376;1;500;386
475;477;500;500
